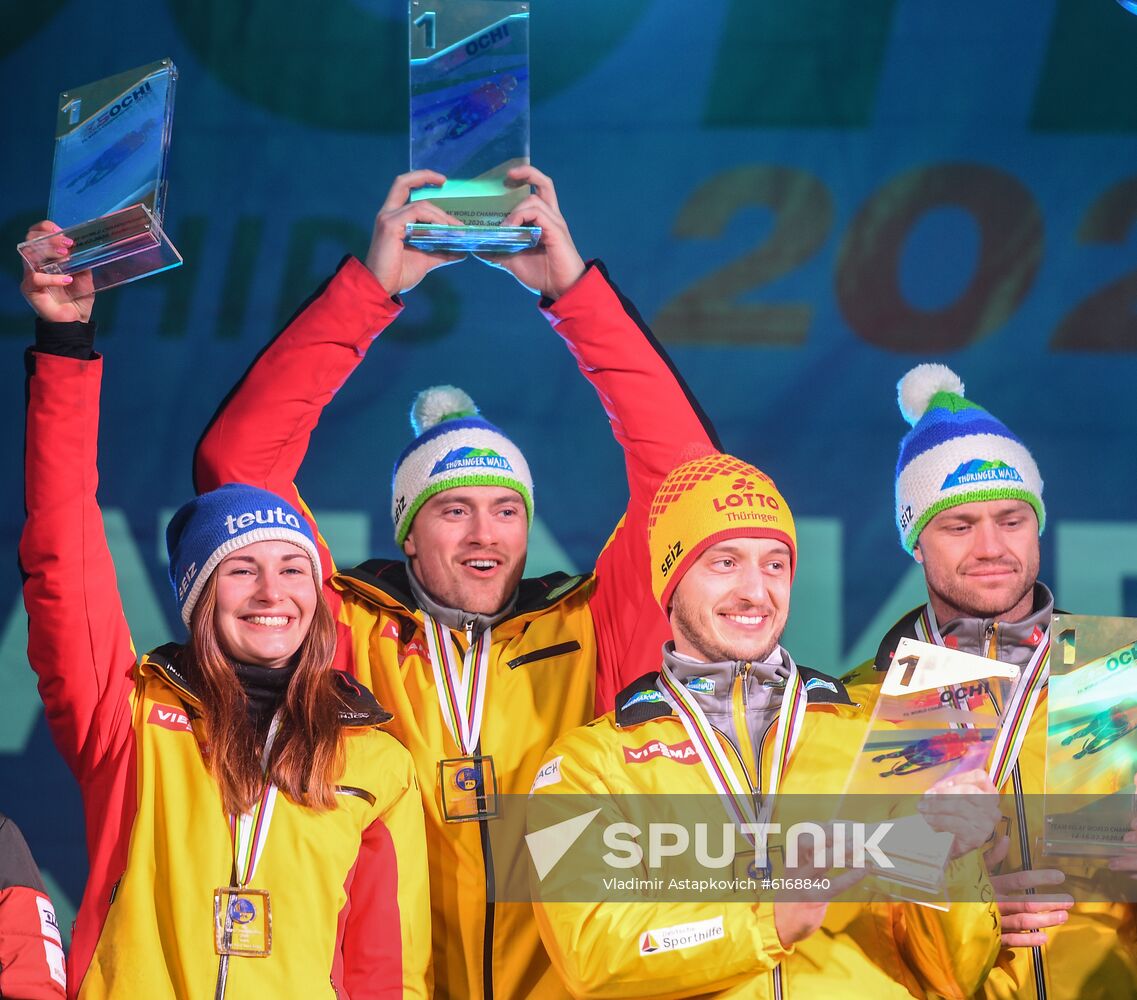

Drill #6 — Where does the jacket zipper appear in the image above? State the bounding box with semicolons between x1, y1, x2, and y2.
984;623;1047;1000
460;617;495;1000
720;670;785;1000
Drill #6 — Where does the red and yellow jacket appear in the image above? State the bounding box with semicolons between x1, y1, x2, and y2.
21;349;431;999
530;670;1001;999
0;813;67;998
194;257;718;998
843;599;1137;1000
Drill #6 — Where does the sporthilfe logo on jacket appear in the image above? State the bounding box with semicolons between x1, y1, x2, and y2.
639;916;724;956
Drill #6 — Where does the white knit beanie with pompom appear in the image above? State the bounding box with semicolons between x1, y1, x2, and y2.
391;385;533;544
894;364;1044;552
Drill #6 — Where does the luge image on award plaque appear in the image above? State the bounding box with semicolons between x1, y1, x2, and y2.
407;0;540;252
1044;613;1137;857
840;638;1018;903
17;58;182;294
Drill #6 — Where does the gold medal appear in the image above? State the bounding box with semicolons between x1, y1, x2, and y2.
214;887;272;957
439;754;500;822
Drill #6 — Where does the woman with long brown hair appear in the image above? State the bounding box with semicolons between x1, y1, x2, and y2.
19;222;431;999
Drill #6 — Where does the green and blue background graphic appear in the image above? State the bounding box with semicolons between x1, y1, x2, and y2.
2;0;1136;942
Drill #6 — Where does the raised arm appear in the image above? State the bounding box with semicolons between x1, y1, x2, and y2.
193;171;466;584
481;167;720;711
18;223;135;782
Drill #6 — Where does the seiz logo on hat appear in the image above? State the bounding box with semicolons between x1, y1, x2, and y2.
899;505;913;530
177;561;198;599
431;446;513;476
940;459;1023;491
660;539;683;578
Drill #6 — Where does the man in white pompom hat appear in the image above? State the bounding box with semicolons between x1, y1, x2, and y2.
844;365;1137;1000
194;167;718;998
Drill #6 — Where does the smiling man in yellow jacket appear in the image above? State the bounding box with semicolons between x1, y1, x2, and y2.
529;452;1003;999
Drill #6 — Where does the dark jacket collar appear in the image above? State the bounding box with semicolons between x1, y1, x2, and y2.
336;558;590;623
141;643;392;727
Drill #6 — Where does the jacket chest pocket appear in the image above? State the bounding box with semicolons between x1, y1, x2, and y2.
507;640;582;670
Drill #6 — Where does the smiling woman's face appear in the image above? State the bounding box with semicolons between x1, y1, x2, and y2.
212;539;318;668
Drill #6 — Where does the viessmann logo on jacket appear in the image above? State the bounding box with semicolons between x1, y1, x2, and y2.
147;704;193;732
623;739;700;765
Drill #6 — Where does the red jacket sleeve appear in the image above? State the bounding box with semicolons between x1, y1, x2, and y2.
193;256;404;586
334;757;431;998
19;350;136;782
0;815;67;999
193;258;403;671
541;263;718;714
20;350;142;995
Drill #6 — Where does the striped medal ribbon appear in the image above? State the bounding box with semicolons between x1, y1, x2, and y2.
914;604;1050;788
229;712;283;887
421;611;491;755
657;660;807;840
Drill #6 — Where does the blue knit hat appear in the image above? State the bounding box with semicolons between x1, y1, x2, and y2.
895;364;1045;552
166;484;322;625
391;385;534;545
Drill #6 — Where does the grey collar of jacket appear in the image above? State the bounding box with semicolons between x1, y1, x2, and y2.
405;561;519;635
934;582;1055;669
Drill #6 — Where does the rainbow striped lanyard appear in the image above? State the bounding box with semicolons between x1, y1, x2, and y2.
657;659;806;836
421;611;491;755
228;713;282;888
914;605;1050;789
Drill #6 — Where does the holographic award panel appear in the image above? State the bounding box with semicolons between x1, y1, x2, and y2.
406;0;539;253
1044;614;1137;857
842;639;1018;903
18;59;182;294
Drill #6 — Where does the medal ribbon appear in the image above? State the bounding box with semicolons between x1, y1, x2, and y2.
421;611;491;754
657;660;807;841
229;713;282;888
914;604;1050;788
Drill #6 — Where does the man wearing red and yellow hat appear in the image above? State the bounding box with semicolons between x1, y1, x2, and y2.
529;452;1002;999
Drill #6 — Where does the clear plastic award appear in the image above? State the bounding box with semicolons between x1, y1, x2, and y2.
17;59;182;294
406;0;539;253
1044;614;1137;856
842;639;1018;901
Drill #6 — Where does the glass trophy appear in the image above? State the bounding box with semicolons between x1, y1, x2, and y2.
841;638;1018;902
1043;614;1137;856
406;0;540;253
17;59;182;295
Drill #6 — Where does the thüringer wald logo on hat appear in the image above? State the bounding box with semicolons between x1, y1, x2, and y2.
940;459;1024;491
430;446;515;477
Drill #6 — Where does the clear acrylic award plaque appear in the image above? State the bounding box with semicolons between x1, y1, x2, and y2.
406;0;540;253
841;639;1018;902
1044;614;1137;856
18;59;182;294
